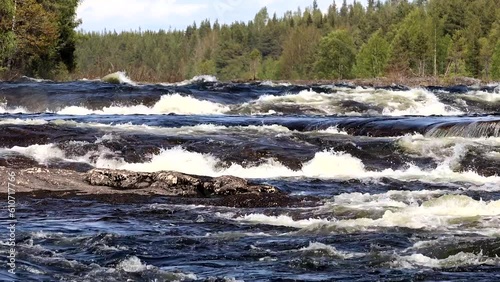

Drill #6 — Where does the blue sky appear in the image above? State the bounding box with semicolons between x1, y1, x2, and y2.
77;0;367;32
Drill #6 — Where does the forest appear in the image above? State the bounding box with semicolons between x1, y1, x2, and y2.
74;0;500;82
1;0;500;82
0;0;80;79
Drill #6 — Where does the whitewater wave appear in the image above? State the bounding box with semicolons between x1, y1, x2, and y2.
260;81;292;87
0;102;28;114
101;71;136;85
4;143;500;185
0;118;48;125
1;118;348;136
54;121;292;135
326;190;449;213
397;134;500;161
161;75;218;86
393;252;499;269
228;195;500;232
298;242;365;259
1;87;467;116
111;147;500;184
235;88;463;116
20;76;52;83
56;94;229;115
459;90;500;103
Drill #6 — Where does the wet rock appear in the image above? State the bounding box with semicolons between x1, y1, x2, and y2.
458;149;500;177
215;193;320;208
0;154;39;168
47;161;95;173
339;100;383;113
85;169;281;197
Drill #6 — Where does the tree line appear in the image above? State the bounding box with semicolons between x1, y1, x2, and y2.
75;0;500;82
0;0;80;79
1;0;500;82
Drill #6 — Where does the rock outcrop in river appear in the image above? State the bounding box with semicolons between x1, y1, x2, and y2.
85;169;280;197
0;166;280;197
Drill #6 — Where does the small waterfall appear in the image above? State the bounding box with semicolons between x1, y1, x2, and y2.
425;120;500;138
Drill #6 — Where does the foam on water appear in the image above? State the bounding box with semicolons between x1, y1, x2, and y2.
161;75;218;86
52;120;292;135
326;190;448;212
115;147;500;184
21;76;52;83
0;102;28;114
394;252;499;269
0;118;48;125
299;242;365;259
56;94;229;115
8;144;67;164
2;87;468;116
240;88;462;116
398;133;500;161
260;80;292;87
3;143;500;185
117;256;150;273
71;255;198;280
101;71;136;85
459;90;500;102
229;195;500;232
317;126;349;135
120;148;368;179
233;214;330;229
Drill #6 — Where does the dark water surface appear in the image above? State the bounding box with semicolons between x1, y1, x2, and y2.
1;77;500;281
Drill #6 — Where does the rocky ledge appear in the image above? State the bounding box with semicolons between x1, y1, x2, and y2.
85;169;280;197
0;166;280;197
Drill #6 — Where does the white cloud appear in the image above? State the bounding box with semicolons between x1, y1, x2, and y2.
77;0;208;31
77;0;367;32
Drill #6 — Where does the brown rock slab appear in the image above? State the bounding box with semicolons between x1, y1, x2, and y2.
0;166;281;198
85;168;281;197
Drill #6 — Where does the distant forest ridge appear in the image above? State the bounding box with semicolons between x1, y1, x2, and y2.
75;0;500;83
1;0;500;82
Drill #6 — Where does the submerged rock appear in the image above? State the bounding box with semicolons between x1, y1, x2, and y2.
85;169;280;197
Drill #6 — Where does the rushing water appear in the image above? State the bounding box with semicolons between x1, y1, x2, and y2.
1;76;500;281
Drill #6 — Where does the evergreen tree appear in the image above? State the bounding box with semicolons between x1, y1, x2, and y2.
71;0;500;82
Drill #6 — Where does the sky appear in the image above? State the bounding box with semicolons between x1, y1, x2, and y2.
77;0;367;32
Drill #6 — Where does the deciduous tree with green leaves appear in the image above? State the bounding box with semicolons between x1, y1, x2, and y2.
315;30;356;79
0;0;16;73
0;0;80;78
491;41;500;80
354;30;390;78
